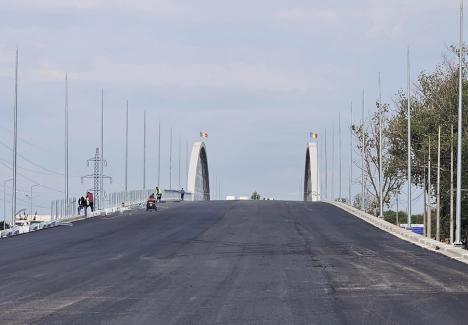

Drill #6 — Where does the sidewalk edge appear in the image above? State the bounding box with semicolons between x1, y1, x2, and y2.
326;200;468;265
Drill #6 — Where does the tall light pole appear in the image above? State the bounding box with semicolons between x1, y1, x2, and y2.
12;48;18;226
30;184;40;216
396;193;399;226
143;110;146;190
407;47;412;229
423;152;427;235
349;102;353;204
339;112;342;199
158;120;161;187
65;73;69;217
436;126;441;241
324;128;328;199
450;125;454;243
125;100;128;192
361;90;366;211
169;127;173;189
3;178;12;230
428;137;432;238
100;88;104;210
185;141;189;188
332;123;335;200
178;136;181;189
378;73;384;219
455;0;464;246
316;134;319;200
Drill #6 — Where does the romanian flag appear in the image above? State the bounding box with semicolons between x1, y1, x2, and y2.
310;132;318;140
200;132;209;139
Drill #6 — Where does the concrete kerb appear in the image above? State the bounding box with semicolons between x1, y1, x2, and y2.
61;199;184;223
1;200;184;240
327;200;468;265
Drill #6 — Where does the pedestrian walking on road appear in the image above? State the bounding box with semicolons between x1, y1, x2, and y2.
86;192;94;213
180;188;185;201
156;187;162;202
78;196;86;215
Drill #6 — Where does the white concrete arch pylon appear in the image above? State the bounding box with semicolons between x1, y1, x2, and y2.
304;142;320;202
187;142;210;201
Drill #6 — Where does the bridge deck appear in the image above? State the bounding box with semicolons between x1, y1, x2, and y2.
0;201;468;324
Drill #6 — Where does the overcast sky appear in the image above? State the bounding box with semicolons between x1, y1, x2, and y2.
0;0;463;214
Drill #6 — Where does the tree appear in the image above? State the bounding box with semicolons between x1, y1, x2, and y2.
251;192;261;200
353;103;405;214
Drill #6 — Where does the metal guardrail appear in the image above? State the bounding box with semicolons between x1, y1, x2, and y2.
50;189;192;221
0;189;191;240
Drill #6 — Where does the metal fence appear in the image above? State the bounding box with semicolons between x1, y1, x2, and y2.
50;189;192;220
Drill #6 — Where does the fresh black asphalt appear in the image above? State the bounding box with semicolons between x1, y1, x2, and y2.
1;201;468;324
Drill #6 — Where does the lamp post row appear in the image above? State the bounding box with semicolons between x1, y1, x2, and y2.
321;1;463;246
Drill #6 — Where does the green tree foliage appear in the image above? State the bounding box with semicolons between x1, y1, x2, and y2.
251;192;261;200
388;47;468;240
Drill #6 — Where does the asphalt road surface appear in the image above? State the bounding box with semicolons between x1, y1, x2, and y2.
1;201;468;325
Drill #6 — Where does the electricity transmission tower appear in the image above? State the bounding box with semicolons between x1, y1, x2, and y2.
81;148;112;210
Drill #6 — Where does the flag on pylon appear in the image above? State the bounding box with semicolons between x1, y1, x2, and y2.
200;131;209;139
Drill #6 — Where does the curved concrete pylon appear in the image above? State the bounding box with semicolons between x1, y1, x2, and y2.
304;142;320;201
187;142;210;201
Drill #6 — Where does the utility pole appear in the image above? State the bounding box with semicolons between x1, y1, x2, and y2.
125;100;129;192
407;48;412;228
455;0;464;246
100;89;104;210
12;48;18;225
349;102;353;204
436;126;441;241
65;73;69;217
378;73;383;219
169;127;173;189
428;137;432;238
450;125;454;243
361;89;366;211
339;112;342;200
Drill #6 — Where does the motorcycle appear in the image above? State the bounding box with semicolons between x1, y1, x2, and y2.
146;198;157;211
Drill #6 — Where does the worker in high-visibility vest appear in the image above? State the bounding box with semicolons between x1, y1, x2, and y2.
156;187;162;202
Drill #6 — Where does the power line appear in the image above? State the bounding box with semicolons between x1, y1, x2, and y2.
0;160;63;193
0;140;78;177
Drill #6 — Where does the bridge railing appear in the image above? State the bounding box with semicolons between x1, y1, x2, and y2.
50;189;193;221
2;189;192;238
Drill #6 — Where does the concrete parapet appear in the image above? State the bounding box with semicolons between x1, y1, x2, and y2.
328;200;468;265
